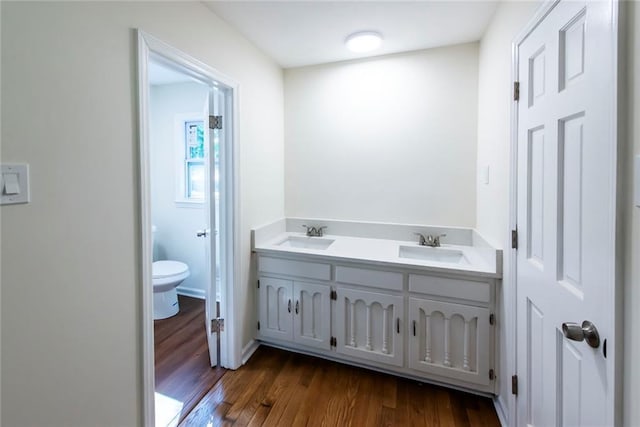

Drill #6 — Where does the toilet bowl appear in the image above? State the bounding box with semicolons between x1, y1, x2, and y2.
153;260;190;320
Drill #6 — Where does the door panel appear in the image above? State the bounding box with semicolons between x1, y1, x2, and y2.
293;281;331;350
335;287;403;367
204;86;228;367
258;277;293;341
516;1;616;425
408;298;491;387
203;89;218;367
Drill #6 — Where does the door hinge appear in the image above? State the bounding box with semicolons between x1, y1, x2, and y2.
489;313;495;325
512;375;518;395
513;81;520;101
209;115;222;130
330;336;337;347
257;279;260;289
489;369;495;381
330;290;337;300
257;321;260;331
512;229;518;250
211;318;224;333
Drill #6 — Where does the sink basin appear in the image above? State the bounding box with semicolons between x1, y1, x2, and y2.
277;236;335;250
398;245;469;265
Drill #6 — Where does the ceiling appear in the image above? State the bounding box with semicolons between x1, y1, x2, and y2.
204;1;499;69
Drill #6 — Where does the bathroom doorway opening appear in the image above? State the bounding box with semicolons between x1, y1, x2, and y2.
137;30;239;426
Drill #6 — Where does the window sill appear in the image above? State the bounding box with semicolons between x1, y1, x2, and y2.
174;200;204;209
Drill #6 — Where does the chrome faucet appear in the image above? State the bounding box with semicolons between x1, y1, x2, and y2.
303;225;328;237
414;232;446;247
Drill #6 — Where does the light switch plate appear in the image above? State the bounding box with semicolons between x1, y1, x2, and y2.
480;165;490;185
1;163;30;205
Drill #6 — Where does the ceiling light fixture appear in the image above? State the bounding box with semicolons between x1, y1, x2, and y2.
345;31;383;53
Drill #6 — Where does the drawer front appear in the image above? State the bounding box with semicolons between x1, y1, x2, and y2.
258;256;331;281
409;274;491;304
335;266;403;291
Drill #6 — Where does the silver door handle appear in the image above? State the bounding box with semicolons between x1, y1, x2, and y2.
196;229;209;237
562;320;600;349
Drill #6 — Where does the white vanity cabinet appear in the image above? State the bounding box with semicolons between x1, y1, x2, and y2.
334;287;404;367
255;253;498;395
258;276;331;350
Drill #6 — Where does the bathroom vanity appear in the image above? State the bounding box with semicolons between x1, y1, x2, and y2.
252;219;502;395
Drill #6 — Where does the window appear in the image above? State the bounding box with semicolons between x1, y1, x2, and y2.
184;120;205;200
174;113;220;207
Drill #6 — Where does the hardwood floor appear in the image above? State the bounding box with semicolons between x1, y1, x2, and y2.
155;295;225;425
179;345;500;427
156;296;499;426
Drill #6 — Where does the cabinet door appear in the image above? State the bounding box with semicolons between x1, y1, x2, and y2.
258;277;293;341
408;298;491;387
335;287;404;367
292;281;331;350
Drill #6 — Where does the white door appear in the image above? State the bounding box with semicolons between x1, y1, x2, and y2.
201;87;225;367
515;1;617;425
292;281;331;350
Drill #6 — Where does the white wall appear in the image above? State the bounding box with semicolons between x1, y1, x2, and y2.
623;3;640;426
150;82;208;296
284;43;479;227
0;2;284;426
474;0;540;420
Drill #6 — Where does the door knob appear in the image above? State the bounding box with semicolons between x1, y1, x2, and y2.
196;229;209;237
562;320;600;349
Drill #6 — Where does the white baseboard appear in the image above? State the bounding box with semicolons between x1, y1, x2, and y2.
241;340;260;365
177;286;205;300
494;396;508;427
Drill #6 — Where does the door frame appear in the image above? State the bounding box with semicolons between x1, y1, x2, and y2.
509;1;622;424
136;30;241;426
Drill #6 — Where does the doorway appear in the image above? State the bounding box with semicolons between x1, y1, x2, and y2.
137;30;239;426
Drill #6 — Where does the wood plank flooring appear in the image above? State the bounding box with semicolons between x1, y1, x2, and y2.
156;296;499;426
155;295;225;425
179;345;501;427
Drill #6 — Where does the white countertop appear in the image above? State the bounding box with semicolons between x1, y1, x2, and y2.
254;232;502;279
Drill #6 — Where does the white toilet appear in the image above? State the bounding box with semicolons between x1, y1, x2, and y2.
152;226;190;320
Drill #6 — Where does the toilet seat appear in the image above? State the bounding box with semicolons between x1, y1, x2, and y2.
152;260;190;292
153;260;189;278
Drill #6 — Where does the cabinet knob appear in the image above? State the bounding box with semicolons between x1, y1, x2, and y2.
288;299;291;313
396;318;400;334
295;300;299;315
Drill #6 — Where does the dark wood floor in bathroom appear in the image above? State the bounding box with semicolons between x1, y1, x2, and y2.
154;295;226;424
180;345;500;427
157;296;500;427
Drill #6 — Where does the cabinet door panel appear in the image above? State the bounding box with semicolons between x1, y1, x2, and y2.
258;277;293;341
335;287;404;367
293;281;331;350
408;298;491;386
